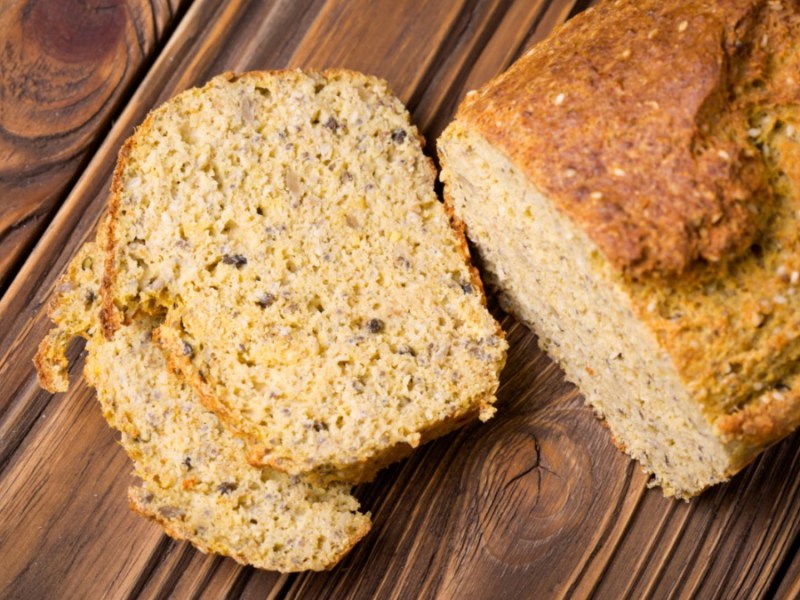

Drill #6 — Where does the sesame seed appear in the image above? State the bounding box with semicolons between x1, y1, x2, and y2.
648;28;658;39
718;149;730;161
621;49;632;59
748;128;761;138
554;93;565;105
761;34;769;47
646;300;657;313
722;363;732;374
773;391;785;401
791;271;799;285
777;265;788;277
754;381;765;391
787;125;796;137
774;295;788;305
590;191;603;200
564;168;577;178
612;167;626;177
678;20;689;32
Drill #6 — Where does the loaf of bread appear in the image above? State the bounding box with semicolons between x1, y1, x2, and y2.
439;0;800;498
36;241;370;571
100;70;506;482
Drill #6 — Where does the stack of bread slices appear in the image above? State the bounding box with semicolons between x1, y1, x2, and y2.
35;70;507;571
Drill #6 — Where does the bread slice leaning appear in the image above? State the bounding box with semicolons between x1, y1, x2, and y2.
35;239;370;572
100;70;507;482
439;0;800;498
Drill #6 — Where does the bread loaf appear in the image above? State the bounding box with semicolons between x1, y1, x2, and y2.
100;70;506;482
36;241;370;571
439;0;800;498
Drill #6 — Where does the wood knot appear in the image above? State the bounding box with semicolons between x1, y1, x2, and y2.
472;415;593;566
25;0;126;63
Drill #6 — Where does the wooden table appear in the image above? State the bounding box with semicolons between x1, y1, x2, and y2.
2;1;800;598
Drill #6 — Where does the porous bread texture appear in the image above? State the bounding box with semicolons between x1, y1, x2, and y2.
101;70;507;482
35;241;102;393
89;317;370;572
35;242;370;572
440;128;729;497
439;0;800;498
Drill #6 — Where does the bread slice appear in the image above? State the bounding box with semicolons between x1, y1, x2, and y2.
100;70;507;482
35;241;370;571
439;0;800;498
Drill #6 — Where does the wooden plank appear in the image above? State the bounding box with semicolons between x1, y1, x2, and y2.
0;0;188;292
3;0;800;597
773;546;800;599
0;370;168;599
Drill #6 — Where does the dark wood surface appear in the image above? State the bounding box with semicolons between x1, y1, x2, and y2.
2;1;800;598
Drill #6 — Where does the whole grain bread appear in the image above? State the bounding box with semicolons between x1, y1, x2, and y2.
439;0;800;498
100;70;506;482
35;241;370;572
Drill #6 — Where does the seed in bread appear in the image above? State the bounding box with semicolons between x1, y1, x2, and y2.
101;70;507;482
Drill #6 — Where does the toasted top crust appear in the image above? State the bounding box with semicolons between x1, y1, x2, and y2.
457;0;800;277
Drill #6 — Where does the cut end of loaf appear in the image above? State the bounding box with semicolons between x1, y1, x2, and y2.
439;123;737;499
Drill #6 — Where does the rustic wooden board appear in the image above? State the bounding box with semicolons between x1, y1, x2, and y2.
2;1;800;598
0;0;189;292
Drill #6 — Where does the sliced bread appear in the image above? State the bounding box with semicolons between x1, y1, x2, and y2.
36;241;370;571
100;70;507;482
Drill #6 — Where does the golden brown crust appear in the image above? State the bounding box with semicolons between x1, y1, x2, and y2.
153;322;243;434
715;387;800;461
456;0;800;277
34;329;70;393
101;124;149;340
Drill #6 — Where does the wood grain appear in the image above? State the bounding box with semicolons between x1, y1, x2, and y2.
3;0;800;598
0;0;188;292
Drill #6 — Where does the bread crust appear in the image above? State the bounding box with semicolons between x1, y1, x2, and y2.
456;0;800;277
